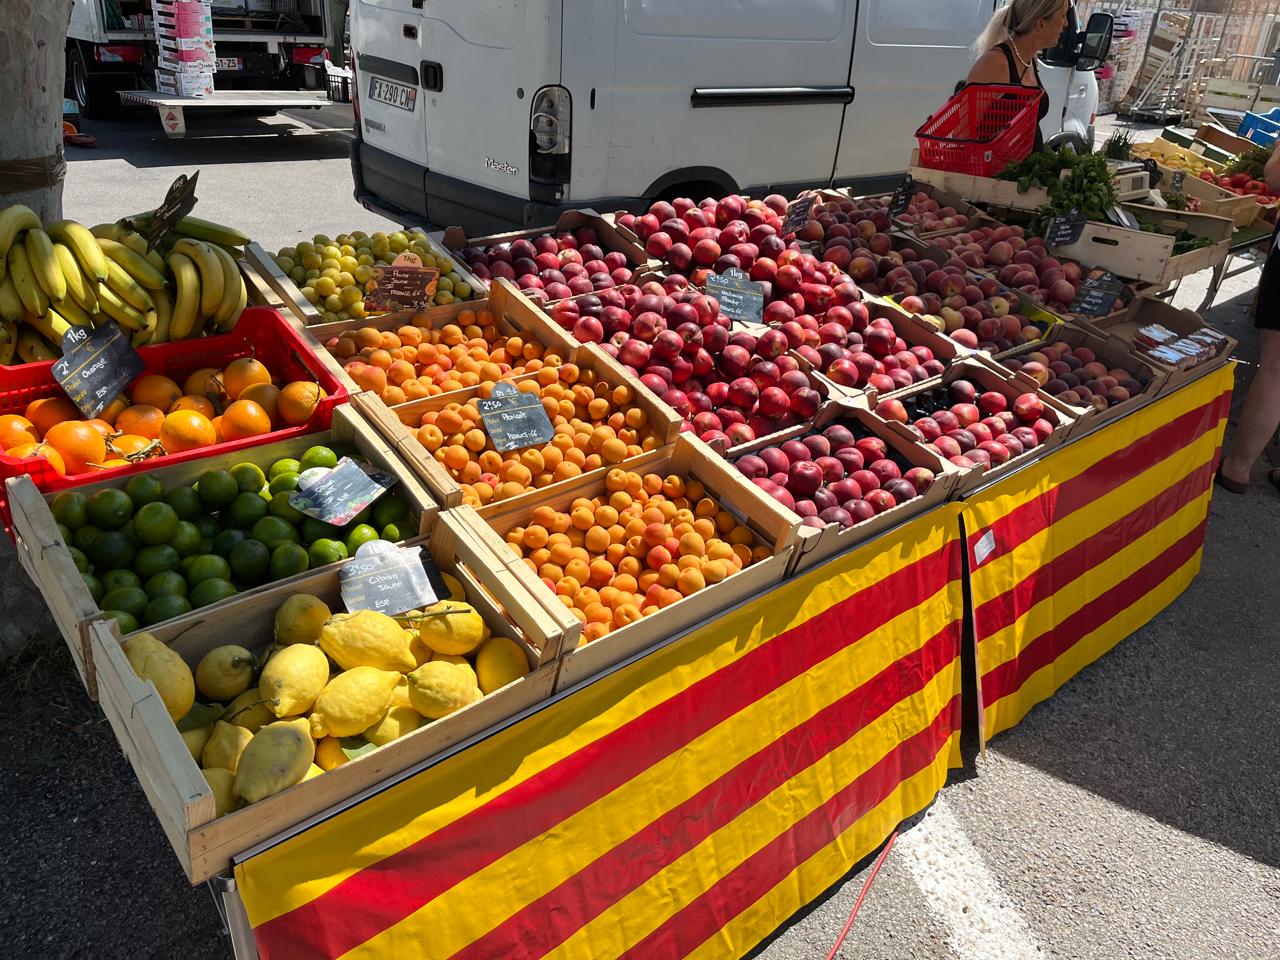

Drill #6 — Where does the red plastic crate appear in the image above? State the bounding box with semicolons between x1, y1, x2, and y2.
0;306;348;536
915;84;1042;178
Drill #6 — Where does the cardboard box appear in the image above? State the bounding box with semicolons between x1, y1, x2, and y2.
1194;123;1258;158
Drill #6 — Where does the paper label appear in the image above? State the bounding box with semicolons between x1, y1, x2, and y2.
288;457;397;526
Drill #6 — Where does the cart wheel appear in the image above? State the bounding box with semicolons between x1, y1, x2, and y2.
69;47;123;120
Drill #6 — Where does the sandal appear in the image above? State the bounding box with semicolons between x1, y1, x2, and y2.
1215;466;1250;494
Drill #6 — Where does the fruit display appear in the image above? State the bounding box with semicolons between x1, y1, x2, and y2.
891;191;975;234
54;446;419;633
270;228;479;324
616;193;792;270
1129;141;1218;178
1197;170;1278;205
0;204;250;359
811;192;975;238
791;303;949;395
1002;342;1150;413
453;224;642;302
126;587;532;817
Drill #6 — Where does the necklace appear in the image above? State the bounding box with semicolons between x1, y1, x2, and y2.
1008;37;1033;79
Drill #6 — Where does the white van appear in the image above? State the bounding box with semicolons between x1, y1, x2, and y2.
349;1;1112;234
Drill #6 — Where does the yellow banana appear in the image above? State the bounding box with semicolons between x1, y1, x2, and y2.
23;229;66;302
17;327;59;363
97;283;149;330
90;223;125;241
0;276;22;323
145;248;166;274
151;285;173;345
50;297;92;327
47;220;108;282
113;226;149;257
0;204;41;267
7;245;49;316
97;237;167;290
104;258;155;312
0;318;16;364
25;308;71;345
209;242;245;330
52;243;99;314
172;238;223;319
130;305;158;347
167;252;201;339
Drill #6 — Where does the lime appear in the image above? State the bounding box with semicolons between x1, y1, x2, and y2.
134;502;179;545
299;445;338;471
268;491;304;524
87;488;134;530
307;538;347;568
135;543;181;580
67;546;90;573
119;518;135;542
230;462;267;493
165;485;203;521
101;586;149;620
181;554;200;576
301;516;342;545
350;505;373;527
190;577;237;608
268;472;300;495
72;524;103;553
380;522;409;542
196;539;213;555
188;554;232;585
89;531;135;571
373;495;412;530
168;521;202;556
145;570;188;598
345;523;380;555
51;491;89;530
100;569;141;593
269;542;309;580
251;516;300;551
229;538;271;583
124;473;165;508
211;528;247;557
228;491;270;529
197;469;238;508
268;457;301;480
82;572;103;603
102;610;139;635
195;515;220;540
143;594;192;625
57;522;72;543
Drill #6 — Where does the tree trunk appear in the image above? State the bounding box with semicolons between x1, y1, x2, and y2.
0;1;73;221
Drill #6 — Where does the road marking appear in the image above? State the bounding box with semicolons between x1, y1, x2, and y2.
896;797;1045;959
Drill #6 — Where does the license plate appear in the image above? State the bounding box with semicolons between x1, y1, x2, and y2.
216;57;243;72
368;76;417;111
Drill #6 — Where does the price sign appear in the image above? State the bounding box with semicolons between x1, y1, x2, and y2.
781;193;817;237
1069;270;1127;317
288;457;397;526
888;175;915;218
51;324;146;419
339;541;438;616
142;171;199;252
477;381;556;453
1170;170;1186;194
706;267;765;323
1045;209;1087;247
363;252;440;314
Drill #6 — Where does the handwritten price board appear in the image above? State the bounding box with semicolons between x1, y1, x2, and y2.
288;457;397;526
782;193;817;237
1069;271;1128;317
477;381;556;453
339;541;438;616
888;176;915;218
52;324;146;419
706;267;765;323
364;252;440;314
142;171;199;251
1045;209;1087;247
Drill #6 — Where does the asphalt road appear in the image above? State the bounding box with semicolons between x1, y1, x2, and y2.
3;105;1276;959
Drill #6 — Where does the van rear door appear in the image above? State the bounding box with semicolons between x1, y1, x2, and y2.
353;0;427;172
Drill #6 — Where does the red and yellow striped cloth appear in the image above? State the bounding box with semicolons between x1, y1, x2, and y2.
235;504;966;960
963;366;1234;741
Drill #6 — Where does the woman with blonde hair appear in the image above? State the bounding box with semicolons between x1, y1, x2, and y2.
966;0;1071;152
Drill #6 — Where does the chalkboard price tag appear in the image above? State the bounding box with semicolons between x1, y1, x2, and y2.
781;193;817;237
888;176;915;218
1170;170;1186;194
363;252;440;314
706;267;765;323
1069;270;1127;317
339;541;438;616
1045;208;1087;247
143;171;200;252
477;381;556;453
51;323;146;419
288;457;397;526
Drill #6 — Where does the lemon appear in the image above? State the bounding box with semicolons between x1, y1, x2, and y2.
406;661;482;720
441;573;466;601
309;667;402;739
274;594;331;645
224;689;276;733
302;764;325;782
475;636;531;694
258;643;330;717
409;630;433;667
202;768;240;817
416;600;485;656
122;633;195;722
202;720;254;773
314;736;350;771
320;610;417;672
195;645;257;702
181;724;213;762
234;718;315;803
430;652;478;686
363;703;424;747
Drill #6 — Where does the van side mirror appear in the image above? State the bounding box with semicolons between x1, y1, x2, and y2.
1077;13;1113;72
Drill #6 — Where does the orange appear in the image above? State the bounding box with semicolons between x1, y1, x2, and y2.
159;409;216;453
222;357;272;400
115;405;166;440
100;395;129;426
43;420;107;475
110;434;152;457
170;394;217;419
277;380;324;426
7;441;65;474
0;414;40;450
219;399;272;440
24;396;80;436
238;383;281;424
83;419;115;439
129;374;182;411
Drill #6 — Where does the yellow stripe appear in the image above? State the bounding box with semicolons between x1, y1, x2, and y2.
238;506;963;926
540;664;959;960
985;548;1203;738
349;579;961;958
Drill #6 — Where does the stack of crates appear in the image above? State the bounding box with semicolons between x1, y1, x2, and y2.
153;0;216;97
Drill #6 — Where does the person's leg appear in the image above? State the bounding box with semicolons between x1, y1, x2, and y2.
1221;328;1280;486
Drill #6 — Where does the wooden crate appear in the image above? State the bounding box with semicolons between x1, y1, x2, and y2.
466;434;800;692
1131;138;1226;175
8;404;438;701
89;512;579;885
1157;162;1260;229
1050;204;1234;286
908;163;1050;213
358;341;682;509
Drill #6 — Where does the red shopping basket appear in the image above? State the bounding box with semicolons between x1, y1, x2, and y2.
0;306;348;536
915;84;1042;178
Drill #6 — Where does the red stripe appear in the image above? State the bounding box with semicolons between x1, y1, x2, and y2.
616;700;959;960
970;389;1229;569
975;454;1216;640
451;622;961;960
253;538;962;960
982;516;1207;707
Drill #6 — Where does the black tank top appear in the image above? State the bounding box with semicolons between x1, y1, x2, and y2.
998;41;1049;151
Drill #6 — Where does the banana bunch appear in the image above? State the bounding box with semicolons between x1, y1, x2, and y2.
0;203;250;362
